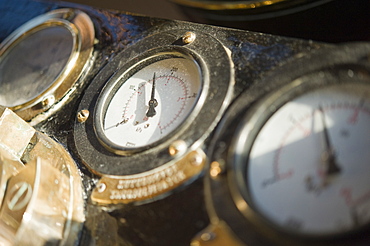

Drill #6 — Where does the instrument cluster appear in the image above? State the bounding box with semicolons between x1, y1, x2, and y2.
0;0;369;245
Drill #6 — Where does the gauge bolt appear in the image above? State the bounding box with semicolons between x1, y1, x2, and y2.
41;96;55;109
96;182;106;193
77;109;90;123
189;151;203;166
347;69;354;77
182;31;196;44
169;140;187;156
119;218;127;224
200;232;216;242
210;161;224;178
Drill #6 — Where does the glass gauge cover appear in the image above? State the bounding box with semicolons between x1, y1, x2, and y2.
95;53;202;153
0;25;73;107
0;8;94;123
247;83;370;236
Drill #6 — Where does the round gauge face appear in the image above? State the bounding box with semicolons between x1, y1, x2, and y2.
0;25;74;107
96;55;202;151
247;83;370;236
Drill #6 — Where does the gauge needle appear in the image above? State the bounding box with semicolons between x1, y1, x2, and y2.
319;106;341;177
146;73;158;118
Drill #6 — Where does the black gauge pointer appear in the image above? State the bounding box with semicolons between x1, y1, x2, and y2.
319;106;341;176
104;118;129;130
146;73;158;117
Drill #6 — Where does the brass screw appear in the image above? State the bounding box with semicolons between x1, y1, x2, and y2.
77;109;90;123
189;152;203;166
42;96;55;109
210;161;222;177
169;140;187;156
200;232;216;242
96;183;106;193
182;31;196;44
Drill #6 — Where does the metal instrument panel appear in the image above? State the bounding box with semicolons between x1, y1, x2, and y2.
0;0;347;246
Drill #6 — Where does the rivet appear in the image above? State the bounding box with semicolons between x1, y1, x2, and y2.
42;95;55;109
189;152;203;166
200;232;216;242
210;161;222;177
182;31;196;44
347;69;354;78
169;140;187;156
77;109;90;123
97;183;106;193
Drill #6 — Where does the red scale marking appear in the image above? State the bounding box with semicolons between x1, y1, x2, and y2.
158;75;188;131
274;126;295;181
341;187;370;207
273;103;370;183
272;111;316;181
119;74;190;133
348;109;360;124
353;190;370;207
296;122;311;137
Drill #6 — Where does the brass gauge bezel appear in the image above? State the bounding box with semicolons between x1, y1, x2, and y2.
203;43;370;246
170;0;292;11
0;8;95;124
169;0;333;13
73;29;233;205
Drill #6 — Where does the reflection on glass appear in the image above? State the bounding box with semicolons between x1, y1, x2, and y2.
247;84;370;235
0;26;73;107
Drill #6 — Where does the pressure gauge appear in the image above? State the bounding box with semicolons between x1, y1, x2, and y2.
196;44;370;246
74;30;233;205
0;8;95;124
247;82;370;236
95;52;202;153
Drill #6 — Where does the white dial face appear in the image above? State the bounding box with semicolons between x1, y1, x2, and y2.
247;83;370;236
101;56;201;149
0;26;74;107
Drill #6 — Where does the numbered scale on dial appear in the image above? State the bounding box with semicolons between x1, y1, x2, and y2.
95;55;202;151
196;44;370;246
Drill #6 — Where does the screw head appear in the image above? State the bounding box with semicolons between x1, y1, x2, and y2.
42;96;55;109
189;152;203;166
169;140;187;156
210;161;223;178
182;32;196;44
77;109;90;123
97;182;106;193
200;232;216;242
